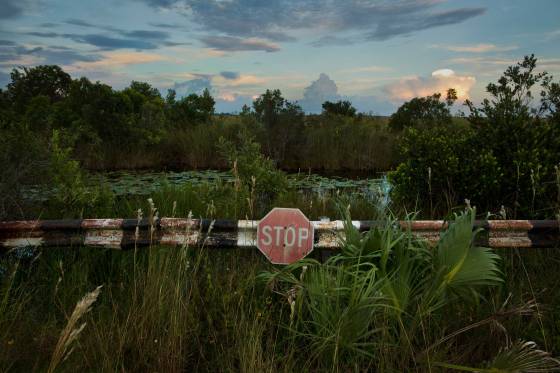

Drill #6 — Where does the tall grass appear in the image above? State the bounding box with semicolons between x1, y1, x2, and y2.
1;205;560;371
80;114;396;172
258;208;560;371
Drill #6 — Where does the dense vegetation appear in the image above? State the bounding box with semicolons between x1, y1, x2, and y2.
1;55;560;371
389;55;560;219
2;202;559;371
0;66;394;172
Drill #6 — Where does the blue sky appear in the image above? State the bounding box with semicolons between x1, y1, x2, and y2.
1;0;559;114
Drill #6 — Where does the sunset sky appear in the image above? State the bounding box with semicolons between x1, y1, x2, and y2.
1;0;559;114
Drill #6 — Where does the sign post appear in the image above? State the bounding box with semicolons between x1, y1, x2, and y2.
256;208;314;264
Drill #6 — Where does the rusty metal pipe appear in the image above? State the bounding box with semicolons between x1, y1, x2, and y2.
1;218;558;251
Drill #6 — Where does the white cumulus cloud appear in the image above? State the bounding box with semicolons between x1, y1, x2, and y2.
300;73;340;112
384;69;476;102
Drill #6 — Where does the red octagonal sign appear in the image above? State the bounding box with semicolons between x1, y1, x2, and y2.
257;208;314;264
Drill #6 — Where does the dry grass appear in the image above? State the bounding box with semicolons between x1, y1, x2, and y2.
48;285;102;373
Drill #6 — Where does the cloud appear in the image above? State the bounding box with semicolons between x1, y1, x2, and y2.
432;43;518;53
215;94;254;113
149;22;186;30
448;56;513;66
339;65;393;74
384;68;476;102
448;56;560;71
65;19;99;28
0;0;27;19
0;43;100;68
299;73;340;113
24;20;187;50
539;58;560;70
173;76;212;96
310;35;356;47
71;34;160;50
25;31;62;38
25;31;174;51
366;7;485;41
141;0;178;7
346;95;397;116
220;71;240;80
200;36;280;52
140;0;485;47
120;30;170;40
68;51;167;71
0;71;10;87
215;74;266;88
39;22;58;28
544;29;560;41
165;71;271;111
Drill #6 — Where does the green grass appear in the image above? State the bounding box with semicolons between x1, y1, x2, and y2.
1;206;560;371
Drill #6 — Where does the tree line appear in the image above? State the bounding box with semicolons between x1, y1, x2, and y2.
1;55;559;219
0;65;395;172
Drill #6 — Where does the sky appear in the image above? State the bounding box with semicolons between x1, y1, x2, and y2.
1;0;559;114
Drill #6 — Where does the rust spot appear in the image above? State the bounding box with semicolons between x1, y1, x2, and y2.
82;219;124;229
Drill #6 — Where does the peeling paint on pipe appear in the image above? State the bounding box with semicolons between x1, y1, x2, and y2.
0;218;558;251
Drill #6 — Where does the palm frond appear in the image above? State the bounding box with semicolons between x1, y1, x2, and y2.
488;340;560;372
435;208;503;298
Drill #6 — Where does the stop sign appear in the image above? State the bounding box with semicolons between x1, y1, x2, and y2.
256;208;314;264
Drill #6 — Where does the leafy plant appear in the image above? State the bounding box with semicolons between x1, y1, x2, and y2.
390;55;560;218
48;130;114;218
435;340;560;372
217;132;288;200
259;207;507;369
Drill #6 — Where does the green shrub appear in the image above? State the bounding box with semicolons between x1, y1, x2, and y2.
218;132;288;197
47;130;114;218
257;208;533;370
389;56;560;218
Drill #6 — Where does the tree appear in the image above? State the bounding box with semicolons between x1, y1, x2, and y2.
388;89;457;131
253;89;286;131
465;55;545;126
127;81;161;100
0;88;15;128
389;56;560;218
464;54;559;217
322;100;357;117
7;65;72;113
252;89;304;163
167;88;215;125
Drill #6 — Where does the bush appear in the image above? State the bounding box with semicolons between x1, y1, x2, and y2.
217;132;288;215
388;89;457;131
389;56;560;218
47;130;115;218
0;123;49;219
258;208;545;370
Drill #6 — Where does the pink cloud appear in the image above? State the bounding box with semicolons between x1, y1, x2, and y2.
385;69;476;102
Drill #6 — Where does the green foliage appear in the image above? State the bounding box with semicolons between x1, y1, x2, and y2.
322;100;357;117
166;88;215;125
1;205;560;371
7;65;72;114
388;88;457;131
217;132;288;199
252;89;305;162
435;209;502;301
259;208;506;369
390;56;560;218
389;122;501;216
48;130;114;218
436;340;560;372
1;65;397;172
0;123;49;219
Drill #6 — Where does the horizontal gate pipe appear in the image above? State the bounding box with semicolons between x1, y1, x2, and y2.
0;218;559;251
